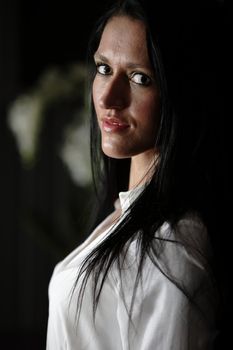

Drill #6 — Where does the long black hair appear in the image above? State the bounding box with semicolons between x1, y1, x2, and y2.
73;0;222;336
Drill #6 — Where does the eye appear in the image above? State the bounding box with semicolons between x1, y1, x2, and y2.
96;63;111;75
130;72;152;86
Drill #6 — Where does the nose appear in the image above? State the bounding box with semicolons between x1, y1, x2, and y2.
99;74;129;110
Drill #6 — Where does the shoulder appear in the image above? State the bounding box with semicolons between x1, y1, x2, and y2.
158;212;208;246
175;212;209;247
174;212;212;270
154;212;211;263
118;213;213;293
159;212;211;269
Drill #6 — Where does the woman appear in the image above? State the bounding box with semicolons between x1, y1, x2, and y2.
46;1;222;349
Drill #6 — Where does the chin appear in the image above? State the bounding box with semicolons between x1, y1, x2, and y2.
102;150;129;159
101;145;131;159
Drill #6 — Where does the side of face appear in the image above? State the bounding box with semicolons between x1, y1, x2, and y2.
92;15;160;160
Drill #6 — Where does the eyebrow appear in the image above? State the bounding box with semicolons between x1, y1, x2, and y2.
94;52;152;71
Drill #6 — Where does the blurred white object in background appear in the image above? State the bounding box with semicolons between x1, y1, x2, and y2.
7;63;92;188
7;93;43;166
60;115;91;187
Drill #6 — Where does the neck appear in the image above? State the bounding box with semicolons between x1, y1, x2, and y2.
128;150;158;190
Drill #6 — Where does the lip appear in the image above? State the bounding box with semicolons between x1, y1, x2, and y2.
101;117;130;133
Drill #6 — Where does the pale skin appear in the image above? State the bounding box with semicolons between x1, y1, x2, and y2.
92;15;160;191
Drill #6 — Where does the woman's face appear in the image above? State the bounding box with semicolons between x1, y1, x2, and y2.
92;15;160;160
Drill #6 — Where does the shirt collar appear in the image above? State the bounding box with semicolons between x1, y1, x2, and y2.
118;185;145;213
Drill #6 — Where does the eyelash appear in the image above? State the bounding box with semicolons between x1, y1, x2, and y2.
95;62;152;87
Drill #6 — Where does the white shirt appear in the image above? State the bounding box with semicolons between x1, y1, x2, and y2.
46;188;216;349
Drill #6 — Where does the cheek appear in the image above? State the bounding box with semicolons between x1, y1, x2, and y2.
135;94;160;130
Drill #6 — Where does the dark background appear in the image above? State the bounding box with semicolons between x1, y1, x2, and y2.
0;1;103;349
0;1;227;349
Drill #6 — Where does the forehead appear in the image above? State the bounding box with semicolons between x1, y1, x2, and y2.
96;15;149;64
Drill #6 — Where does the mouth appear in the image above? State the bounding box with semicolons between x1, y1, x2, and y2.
101;117;130;133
